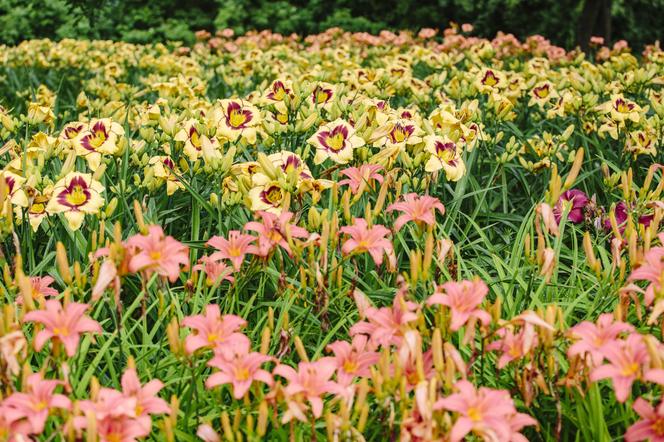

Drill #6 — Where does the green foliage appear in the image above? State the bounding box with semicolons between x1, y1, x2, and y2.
0;0;661;49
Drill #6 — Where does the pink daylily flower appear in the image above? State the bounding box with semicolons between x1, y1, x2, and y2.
338;164;384;194
487;325;539;368
244;211;309;257
193;256;235;285
76;388;148;442
434;380;535;442
273;357;339;418
2;373;71;435
207;231;258;271
387;193;445;231
350;293;419;347
127;225;190;282
427;279;491;331
205;338;273;399
181;304;248;354
23;300;102;357
591;333;664;402
628;243;664;307
327;335;380;385
340;218;394;266
567;313;635;366
120;367;169;426
625;397;664;442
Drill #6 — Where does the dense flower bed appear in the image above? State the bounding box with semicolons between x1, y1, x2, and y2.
0;27;663;441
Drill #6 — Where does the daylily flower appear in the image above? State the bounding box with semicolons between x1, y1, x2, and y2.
423;135;466;181
216;99;261;143
181;304;248;354
1;171;28;207
596;95;642;123
434;380;535;442
174;119;219;162
427;279;491;331
338;164;384;194
387;193;445;231
73;118;125;170
247;177;289;213
553;189;588;224
25;191;51;232
340;218;394;266
475;68;506;93
625;397;664;442
126;225;189;282
350;293;419;347
273;357;339;419
75;388;148;442
0;330;26;377
327;335;380;386
193;256;235;285
591;334;664;402
23;300;102;357
244;210;309;257
263;79;293;113
627;239;664;306
206;338;273;399
374;119;423;149
2;373;71;434
567;313;634;366
487;325;539;368
207;231;258;271
120;368;169;423
310;83;336;110
308;119;364;165
45;172;105;231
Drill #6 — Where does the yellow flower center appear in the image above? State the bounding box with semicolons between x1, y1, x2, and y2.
392;128;406;143
326;132;345;151
150;251;162;261
34;401;48;411
89;130;107;149
616;102;631;113
439;148;455;162
30;202;46;214
535;86;550;98
315;91;330;104
265;186;283;205
65;185;88;206
190;130;202;149
343;360;358;373
229;109;247;128
229;246;242;257
468;407;483;422
107;433;122;442
483;73;498;87
207;333;218;343
276;113;288;124
652;419;664;436
53;327;69;337
273;87;286;101
236;367;250;381
621;362;640;377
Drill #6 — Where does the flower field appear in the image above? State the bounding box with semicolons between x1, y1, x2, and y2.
0;26;663;441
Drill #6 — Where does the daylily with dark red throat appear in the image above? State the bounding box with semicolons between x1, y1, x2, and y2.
308;119;365;164
73;118;125;170
216;99;261;143
45;172;105;231
424;135;466;181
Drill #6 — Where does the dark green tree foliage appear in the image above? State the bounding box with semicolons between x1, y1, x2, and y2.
0;0;662;49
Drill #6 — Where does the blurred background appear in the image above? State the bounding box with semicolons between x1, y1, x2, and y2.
1;0;662;49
